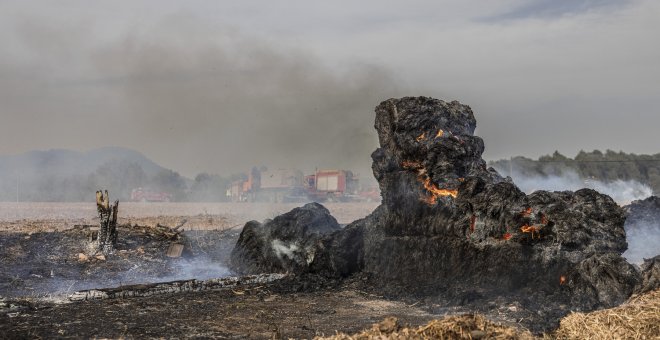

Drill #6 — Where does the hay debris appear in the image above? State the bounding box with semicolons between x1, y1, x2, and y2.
553;288;660;339
316;314;533;340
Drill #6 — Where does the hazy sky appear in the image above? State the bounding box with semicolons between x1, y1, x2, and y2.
1;0;658;177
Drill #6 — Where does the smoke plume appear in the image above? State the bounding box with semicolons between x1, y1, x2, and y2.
498;168;652;205
623;222;660;265
0;15;403;178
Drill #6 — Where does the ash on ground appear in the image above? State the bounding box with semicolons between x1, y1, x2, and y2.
0;224;240;298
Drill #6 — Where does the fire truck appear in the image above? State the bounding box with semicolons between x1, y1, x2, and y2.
228;167;376;203
304;169;360;202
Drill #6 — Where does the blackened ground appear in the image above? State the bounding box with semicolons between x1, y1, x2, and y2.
0;225;241;298
1;280;442;339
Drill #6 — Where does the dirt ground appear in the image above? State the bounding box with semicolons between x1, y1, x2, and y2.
0;202;379;233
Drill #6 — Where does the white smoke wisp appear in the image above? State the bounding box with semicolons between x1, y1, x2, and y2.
500;168;652;205
271;239;300;260
623;222;660;265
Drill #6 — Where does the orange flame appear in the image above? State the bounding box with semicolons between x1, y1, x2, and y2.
416;132;426;142
520;225;541;239
560;275;567;285
435;129;444;138
420;175;458;204
401;162;458;204
521;207;533;217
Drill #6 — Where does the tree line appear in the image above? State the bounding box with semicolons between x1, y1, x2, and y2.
489;150;660;195
0;160;245;202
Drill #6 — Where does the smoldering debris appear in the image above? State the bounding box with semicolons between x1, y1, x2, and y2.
0;223;241;298
69;273;285;302
230;96;655;333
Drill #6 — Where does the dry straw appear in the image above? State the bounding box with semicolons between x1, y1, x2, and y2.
553;288;659;340
317;288;660;340
316;314;533;340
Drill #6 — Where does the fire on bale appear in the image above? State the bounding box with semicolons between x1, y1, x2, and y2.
401;160;458;204
230;96;657;333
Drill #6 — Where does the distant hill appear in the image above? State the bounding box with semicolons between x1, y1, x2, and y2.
0;147;166;179
0;147;185;202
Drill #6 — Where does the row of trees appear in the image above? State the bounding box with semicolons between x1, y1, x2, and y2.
489;150;660;194
0;160;244;202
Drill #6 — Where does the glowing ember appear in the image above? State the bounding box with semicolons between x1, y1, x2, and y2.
416;132;426;142
420;174;458;204
435;129;444;138
401;160;422;169
400;161;458;204
560;275;567;285
520;225;541;239
521;207;533;217
502;233;512;240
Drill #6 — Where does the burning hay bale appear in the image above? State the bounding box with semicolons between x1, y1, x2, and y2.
553;288;660;339
317;315;533;340
230;97;643;331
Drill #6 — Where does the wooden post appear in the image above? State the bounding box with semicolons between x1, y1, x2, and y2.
96;190;119;253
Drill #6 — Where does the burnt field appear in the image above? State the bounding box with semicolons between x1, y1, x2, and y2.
0;202;422;339
1;201;657;339
2;97;660;339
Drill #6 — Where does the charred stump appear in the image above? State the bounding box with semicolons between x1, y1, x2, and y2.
96;190;118;254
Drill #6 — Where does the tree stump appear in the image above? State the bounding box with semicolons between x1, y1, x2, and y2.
96;190;118;253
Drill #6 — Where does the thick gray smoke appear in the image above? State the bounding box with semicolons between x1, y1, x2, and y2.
0;16;403;178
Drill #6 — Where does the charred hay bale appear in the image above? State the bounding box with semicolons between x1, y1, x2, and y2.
231;97;642;319
566;253;640;308
229;203;340;275
354;97;639;305
637;255;660;294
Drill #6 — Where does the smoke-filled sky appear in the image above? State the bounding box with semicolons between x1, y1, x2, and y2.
1;0;658;177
